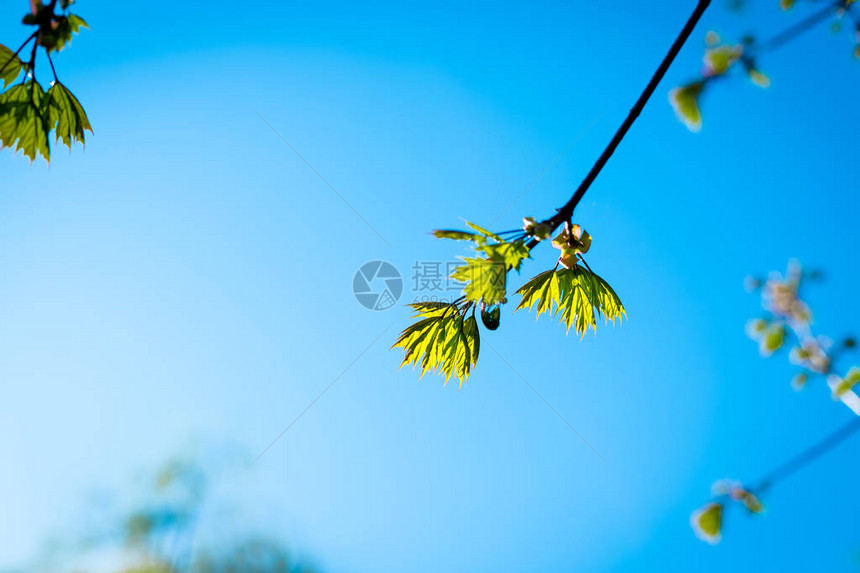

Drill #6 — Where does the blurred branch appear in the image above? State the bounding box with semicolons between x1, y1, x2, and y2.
754;416;860;492
755;0;845;53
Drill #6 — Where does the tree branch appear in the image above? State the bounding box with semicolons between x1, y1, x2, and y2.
754;0;842;54
527;0;712;249
753;416;860;493
0;31;38;79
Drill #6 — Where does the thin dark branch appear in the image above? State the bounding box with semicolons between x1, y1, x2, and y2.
0;31;38;79
46;51;58;83
576;254;596;276
27;34;39;75
753;416;860;492
527;0;712;249
753;1;841;54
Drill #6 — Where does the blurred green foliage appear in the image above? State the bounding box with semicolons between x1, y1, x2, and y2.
671;0;860;131
26;455;315;573
692;261;858;543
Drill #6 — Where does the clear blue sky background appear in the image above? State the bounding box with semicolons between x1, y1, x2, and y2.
1;1;859;571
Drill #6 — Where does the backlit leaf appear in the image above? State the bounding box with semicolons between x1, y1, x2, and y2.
704;45;742;76
451;256;508;306
0;43;24;88
436;222;529;307
748;68;771;88
0;80;50;162
393;302;481;386
465;221;504;242
760;324;785;357
45;81;92;147
433;229;482;242
516;265;625;338
691;503;722;544
669;81;705;132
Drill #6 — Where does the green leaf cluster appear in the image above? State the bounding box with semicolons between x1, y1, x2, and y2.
1;2;91;162
393;302;480;386
516;266;625;338
691;480;763;544
434;221;529;306
671;32;771;132
22;2;88;52
450;257;508;306
0;76;91;161
401;221;623;384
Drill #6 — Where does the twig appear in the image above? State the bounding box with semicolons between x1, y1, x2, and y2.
46;51;59;83
0;31;38;79
753;416;860;492
754;1;841;54
527;0;712;249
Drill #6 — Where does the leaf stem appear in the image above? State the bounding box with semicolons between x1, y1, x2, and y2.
46;51;58;83
576;254;596;276
0;31;38;79
27;33;39;78
527;0;712;250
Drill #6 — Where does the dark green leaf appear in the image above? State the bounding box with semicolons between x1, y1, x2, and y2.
0;44;24;88
0;80;50;162
45;81;92;147
451;256;508;306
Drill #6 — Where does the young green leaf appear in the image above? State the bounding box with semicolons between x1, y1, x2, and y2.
450;256;508;306
760;324;786;357
516;265;625;338
393;302;480;386
747;68;771;88
45;81;92;147
0;44;24;88
669;81;705;132
691;502;723;544
830;367;860;398
435;222;529;308
433;229;482;242
0;80;50;162
464;221;504;242
477;239;529;271
704;44;741;76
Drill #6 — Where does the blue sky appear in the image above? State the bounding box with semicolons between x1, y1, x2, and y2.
1;1;859;571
